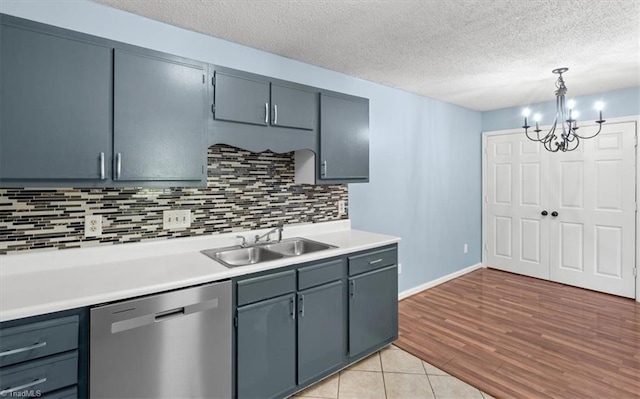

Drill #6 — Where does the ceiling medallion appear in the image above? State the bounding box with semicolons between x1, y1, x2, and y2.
522;68;605;152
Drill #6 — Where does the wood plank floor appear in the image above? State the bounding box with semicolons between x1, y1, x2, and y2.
395;268;640;399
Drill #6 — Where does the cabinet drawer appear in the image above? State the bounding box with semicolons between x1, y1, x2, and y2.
348;247;397;276
298;259;344;290
237;270;296;306
0;316;79;367
42;386;77;399
0;351;77;397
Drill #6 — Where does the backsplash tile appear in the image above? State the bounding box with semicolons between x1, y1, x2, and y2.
0;145;347;254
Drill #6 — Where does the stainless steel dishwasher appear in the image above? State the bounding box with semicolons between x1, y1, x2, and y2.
90;281;232;399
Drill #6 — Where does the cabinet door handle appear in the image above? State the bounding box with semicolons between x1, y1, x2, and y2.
290;297;296;320
116;153;122;179
321;161;327;177
99;152;105;180
369;258;383;265
0;342;46;358
350;280;356;298
265;102;269;124
299;294;304;318
551;211;559;217
274;104;278;125
541;210;548;216
0;377;47;396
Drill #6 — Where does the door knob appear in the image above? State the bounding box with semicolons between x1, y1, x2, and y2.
541;210;548;216
551;211;559;217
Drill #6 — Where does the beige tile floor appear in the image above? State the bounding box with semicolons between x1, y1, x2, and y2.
293;345;495;399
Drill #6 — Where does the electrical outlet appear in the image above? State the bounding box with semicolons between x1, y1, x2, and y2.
337;200;346;216
163;210;191;230
398;263;402;274
84;215;102;238
464;243;468;253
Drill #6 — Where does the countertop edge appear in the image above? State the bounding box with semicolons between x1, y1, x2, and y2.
1;230;400;322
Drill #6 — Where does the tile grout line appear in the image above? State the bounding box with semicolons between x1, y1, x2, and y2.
423;360;439;399
379;352;388;399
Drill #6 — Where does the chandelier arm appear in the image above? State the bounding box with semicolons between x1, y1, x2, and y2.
572;123;603;140
566;135;580;151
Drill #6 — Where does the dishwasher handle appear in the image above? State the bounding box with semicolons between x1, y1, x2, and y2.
155;307;185;322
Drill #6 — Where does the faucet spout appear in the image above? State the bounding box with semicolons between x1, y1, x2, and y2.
254;226;284;244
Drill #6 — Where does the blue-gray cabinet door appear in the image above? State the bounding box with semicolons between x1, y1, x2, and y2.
113;50;205;181
236;294;296;399
297;280;346;385
319;94;369;180
0;24;111;181
270;84;316;130
348;265;398;359
214;72;270;126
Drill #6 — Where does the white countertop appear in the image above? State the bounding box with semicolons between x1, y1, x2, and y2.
0;220;400;322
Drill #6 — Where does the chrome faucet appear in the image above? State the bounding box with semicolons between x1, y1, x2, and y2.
254;226;283;244
236;235;248;248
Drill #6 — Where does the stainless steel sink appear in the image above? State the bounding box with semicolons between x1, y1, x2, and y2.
201;237;336;268
201;246;284;268
264;238;336;256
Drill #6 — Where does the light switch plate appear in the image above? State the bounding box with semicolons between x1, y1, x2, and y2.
163;210;191;230
337;200;346;216
84;215;102;238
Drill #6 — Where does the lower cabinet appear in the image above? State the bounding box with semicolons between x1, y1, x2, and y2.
297;280;345;385
348;265;398;360
236;294;297;399
235;244;397;399
0;308;88;399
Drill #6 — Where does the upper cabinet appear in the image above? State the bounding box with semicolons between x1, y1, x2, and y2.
208;68;318;154
0;15;207;188
0;15;370;187
295;93;370;184
319;93;369;181
113;50;206;182
213;72;271;126
270;83;316;130
0;21;112;183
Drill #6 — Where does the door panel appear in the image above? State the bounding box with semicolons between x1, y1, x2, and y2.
319;94;369;180
271;84;316;130
348;266;397;359
520;219;540;263
0;25;111;181
236;294;296;399
594;226;622;277
559;222;583;271
486;134;550;279
297;281;345;385
548;122;636;298
214;72;270;126
560;161;584;208
114;50;205;181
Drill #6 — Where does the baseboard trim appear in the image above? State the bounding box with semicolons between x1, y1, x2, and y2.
398;262;484;300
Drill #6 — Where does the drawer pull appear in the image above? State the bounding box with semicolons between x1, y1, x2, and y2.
0;377;47;396
0;342;46;358
369;259;383;265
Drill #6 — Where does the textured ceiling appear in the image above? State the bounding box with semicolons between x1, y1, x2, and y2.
91;0;640;111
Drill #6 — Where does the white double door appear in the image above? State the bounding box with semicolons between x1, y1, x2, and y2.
486;122;636;298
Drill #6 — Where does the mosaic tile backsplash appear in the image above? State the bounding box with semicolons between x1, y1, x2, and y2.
0;145;348;254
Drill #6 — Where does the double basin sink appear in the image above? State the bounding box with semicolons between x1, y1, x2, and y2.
201;237;336;268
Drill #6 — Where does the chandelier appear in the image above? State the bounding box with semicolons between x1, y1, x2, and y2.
522;67;605;152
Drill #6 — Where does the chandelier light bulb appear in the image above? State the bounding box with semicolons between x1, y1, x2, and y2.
572;111;580;119
595;101;604;111
522;108;531;117
567;99;576;110
534;113;541;122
